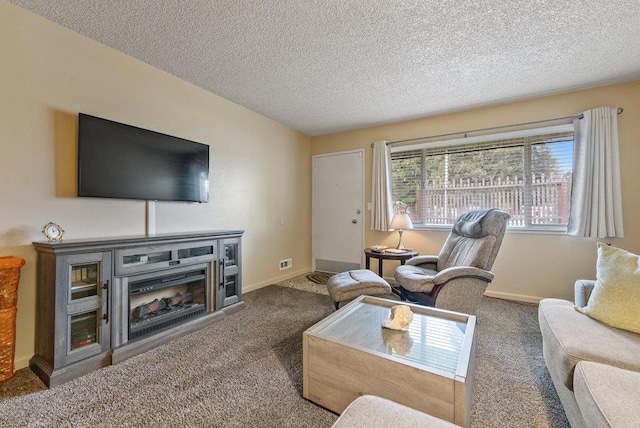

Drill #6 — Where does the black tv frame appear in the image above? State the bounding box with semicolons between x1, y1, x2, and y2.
77;114;209;203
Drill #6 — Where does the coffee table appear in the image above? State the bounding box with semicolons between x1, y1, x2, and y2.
303;295;476;427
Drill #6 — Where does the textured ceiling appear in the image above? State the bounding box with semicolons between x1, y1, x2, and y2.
8;1;640;136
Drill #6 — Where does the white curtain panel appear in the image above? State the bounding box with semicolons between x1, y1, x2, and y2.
371;140;393;231
568;106;624;238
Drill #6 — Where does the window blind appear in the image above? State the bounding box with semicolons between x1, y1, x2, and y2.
390;129;574;228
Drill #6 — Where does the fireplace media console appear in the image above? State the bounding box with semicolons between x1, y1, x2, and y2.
31;230;243;387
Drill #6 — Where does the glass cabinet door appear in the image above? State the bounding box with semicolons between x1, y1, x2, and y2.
224;243;237;268
69;311;99;350
70;262;99;300
62;252;111;365
218;239;241;308
122;251;171;267
224;276;237;299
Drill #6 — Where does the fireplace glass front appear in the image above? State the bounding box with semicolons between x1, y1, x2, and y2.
128;269;207;340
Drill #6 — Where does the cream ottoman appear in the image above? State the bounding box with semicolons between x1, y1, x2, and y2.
333;395;460;427
327;269;393;309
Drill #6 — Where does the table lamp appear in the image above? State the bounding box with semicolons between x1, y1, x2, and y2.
389;213;413;249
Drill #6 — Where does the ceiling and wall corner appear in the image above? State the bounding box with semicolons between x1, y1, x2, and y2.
6;0;640;136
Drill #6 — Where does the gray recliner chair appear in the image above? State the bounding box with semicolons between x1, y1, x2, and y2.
394;208;510;315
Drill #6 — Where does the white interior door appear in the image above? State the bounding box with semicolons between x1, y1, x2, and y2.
313;150;364;273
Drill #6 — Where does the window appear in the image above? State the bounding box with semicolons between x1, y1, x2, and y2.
390;125;574;230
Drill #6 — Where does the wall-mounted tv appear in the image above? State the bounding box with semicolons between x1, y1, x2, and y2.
78;114;209;203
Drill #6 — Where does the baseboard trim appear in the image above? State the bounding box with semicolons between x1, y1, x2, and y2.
243;267;311;293
484;290;542;304
14;355;32;371
225;274;547;306
377;277;543;305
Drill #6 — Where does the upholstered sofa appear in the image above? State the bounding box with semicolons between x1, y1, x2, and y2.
538;280;640;427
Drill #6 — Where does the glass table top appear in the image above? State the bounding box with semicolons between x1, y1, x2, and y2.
315;299;469;375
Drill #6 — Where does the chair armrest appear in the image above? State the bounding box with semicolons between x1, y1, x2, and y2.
433;266;495;285
575;280;596;308
405;255;438;268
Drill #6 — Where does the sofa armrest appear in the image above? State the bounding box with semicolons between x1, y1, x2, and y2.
575;280;596;308
405;255;438;268
433;266;494;286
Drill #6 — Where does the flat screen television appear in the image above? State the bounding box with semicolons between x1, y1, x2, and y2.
78;113;209;203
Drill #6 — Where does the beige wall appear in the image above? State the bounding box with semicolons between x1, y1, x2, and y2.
311;80;640;303
0;2;312;370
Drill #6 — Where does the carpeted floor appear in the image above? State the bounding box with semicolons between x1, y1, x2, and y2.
470;297;568;427
0;284;337;427
0;273;569;427
277;274;569;427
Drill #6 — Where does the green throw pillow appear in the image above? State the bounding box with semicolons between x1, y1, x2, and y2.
576;243;640;333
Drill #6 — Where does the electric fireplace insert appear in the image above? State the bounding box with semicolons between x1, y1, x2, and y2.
128;269;207;340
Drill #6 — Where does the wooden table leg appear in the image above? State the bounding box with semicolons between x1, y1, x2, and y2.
365;255;370;271
378;259;383;277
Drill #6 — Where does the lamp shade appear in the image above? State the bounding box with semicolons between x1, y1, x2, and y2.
389;213;413;230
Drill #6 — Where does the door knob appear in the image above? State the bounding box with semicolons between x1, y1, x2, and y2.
352;219;357;224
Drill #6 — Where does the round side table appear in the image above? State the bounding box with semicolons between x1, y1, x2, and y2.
364;248;418;277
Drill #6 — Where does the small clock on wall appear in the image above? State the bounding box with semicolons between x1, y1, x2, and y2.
42;222;65;243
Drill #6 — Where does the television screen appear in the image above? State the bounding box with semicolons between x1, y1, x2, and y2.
78;114;209;203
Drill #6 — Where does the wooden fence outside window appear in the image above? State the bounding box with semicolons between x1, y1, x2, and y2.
406;175;570;227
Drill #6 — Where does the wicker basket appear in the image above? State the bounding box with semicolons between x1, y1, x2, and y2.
0;256;25;381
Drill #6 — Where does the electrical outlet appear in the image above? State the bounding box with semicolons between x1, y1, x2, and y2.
279;258;292;270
